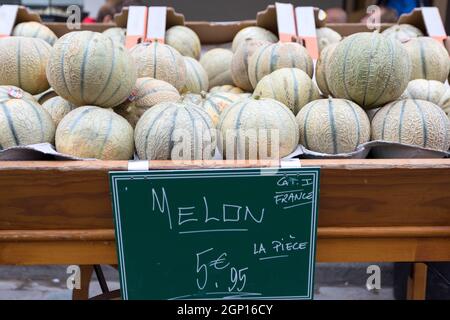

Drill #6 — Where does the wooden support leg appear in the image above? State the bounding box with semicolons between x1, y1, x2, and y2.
407;263;428;300
72;265;94;300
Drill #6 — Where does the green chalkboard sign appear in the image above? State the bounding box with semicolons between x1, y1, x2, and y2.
109;167;320;300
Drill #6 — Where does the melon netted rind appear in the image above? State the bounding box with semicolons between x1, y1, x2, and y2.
135;102;216;160
201;92;242;126
253;68;321;115
209;85;244;94
0;90;55;149
102;27;126;45
129;41;185;92
42;96;77;126
316;27;342;52
183;57;209;94
371;99;450;151
12;21;58;46
0;37;51;95
381;24;424;42
296;98;371;154
231;26;278;52
403;37;450;83
326;32;412;109
316;43;338;97
47;31;137;108
165;25;202;60
218;98;299;159
56;106;134;160
200;48;234;89
231;39;271;91
181;93;204;105
248;42;314;89
115;78;181;128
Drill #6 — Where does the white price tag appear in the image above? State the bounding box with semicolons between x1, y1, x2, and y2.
146;6;166;43
0;5;19;37
276;2;297;42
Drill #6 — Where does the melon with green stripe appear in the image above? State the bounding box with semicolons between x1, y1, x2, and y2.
201;92;242;126
12;22;58;46
296;98;370;154
231;26;278;52
326;32;411;109
248;42;314;89
400;79;450;118
218;97;299;159
371;99;450;151
382;24;423;42
0;36;51;95
253;68;321;115
209;85;244;94
166;26;201;59
316;27;342;52
183;57;209;94
130;42;186;92
103;28;126;45
0;86;55;150
56;106;134;160
115;77;181;127
200;48;234;89
135;102;216;160
231;39;271;91
403;37;450;83
47;31;137;108
42;96;77;125
316;43;338;97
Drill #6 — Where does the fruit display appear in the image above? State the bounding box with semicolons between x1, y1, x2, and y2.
200;48;234;88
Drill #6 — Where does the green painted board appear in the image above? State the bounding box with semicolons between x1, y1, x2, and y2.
109;167;320;300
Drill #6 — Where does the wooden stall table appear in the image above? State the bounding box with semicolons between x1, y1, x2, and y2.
0;159;449;300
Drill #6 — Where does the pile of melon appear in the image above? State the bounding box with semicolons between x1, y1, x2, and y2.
0;21;449;160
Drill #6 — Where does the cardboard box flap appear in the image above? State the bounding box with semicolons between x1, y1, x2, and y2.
15;6;41;24
114;6;185;29
186;20;255;44
398;8;427;34
398;7;448;40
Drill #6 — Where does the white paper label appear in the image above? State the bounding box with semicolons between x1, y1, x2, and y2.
276;2;297;40
295;6;316;37
126;6;147;36
422;7;446;37
0;5;19;36
146;6;166;41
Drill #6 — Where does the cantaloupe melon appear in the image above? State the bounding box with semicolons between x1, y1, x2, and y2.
115;77;181;128
135;102;216;160
200;48;234;89
231;39;270;91
42;96;76;125
382;24;423;42
181;93;203;105
183;57;209;94
0;37;51;95
0;86;55;149
47;31;137;108
296;98;371;154
231;26;278;52
253;68;321;115
103;27;126;45
372;99;450;151
201;92;242;126
248;42;314;89
130;42;186;92
326;32;411;109
316;43;338;97
403;37;450;83
166;25;201;59
12;21;58;46
35;89;58;105
316;27;342;52
56;106;134;159
209;85;244;94
218;98;299;159
400;79;450;116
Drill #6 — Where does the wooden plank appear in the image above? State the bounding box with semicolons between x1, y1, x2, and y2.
407;263;428;300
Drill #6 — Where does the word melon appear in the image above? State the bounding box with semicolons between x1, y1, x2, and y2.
56;106;134;160
231;26;278;52
248;42;314;89
42;96;77;126
296;98;370;154
253;68;321;115
0;37;51;94
115;77;181;127
166;26;201;59
12;22;58;46
201;92;242;126
135;102;216;160
218;98;299;159
326;32;411;109
183;57;209;94
403;37;450;83
316;27;342;52
130;42;186;92
400;79;450;115
200;48;234;89
231;39;270;91
209;85;244;94
372;99;450;151
47;31;137;108
103;27;126;45
382;24;423;42
316;43;338;97
0;87;55;149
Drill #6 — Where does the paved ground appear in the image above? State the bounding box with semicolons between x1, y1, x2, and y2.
0;263;395;300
